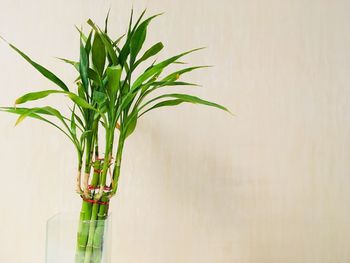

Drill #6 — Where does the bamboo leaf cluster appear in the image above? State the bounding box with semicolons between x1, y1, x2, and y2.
1;10;229;263
1;10;229;200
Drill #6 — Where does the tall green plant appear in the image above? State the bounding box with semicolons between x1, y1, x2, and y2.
1;10;230;263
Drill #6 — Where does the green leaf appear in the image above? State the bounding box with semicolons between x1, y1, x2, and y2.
133;42;163;70
88;68;102;86
113;34;125;47
79;37;89;91
161;66;209;82
140;93;231;115
2;106;82;151
130;9;149;37
118;89;138;114
15;90;64;105
80;130;92;145
100;32;118;65
140;99;184;116
67;93;95;110
77;83;86;100
93;91;107;106
5;42;69;91
2;106;70;124
104;9;111;33
14;106;63;127
68;106;85;130
118;9;139;65
15;106;66;128
131;48;204;91
15;89;98;114
92;33;106;76
124;111;137;138
70;105;77;137
56;57;79;71
85;30;93;55
138;67;204;97
14;108;37;125
106;65;122;102
128;8;135;36
129;14;161;65
0;107;72;138
75;26;88;42
151;81;198;87
87;19;118;65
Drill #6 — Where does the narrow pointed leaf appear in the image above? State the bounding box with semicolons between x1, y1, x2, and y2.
75;26;88;42
6;42;69;91
129;14;161;65
113;34;125;47
56;57;79;71
151;81;198;87
77;83;86;100
119;8;142;65
70;105;77;137
131;48;204;91
14;106;66;132
15;90;64;105
141;93;230;114
0;107;73;140
87;19;118;65
133;42;163;70
92;33;106;76
100;32;119;65
124;111;137;138
79;37;89;91
140;99;184;116
93;91;107;106
67;93;95;110
85;30;93;55
104;9;111;33
88;68;102;85
161;66;209;82
106;65;122;102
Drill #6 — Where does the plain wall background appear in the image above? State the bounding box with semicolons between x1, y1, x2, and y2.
1;0;350;262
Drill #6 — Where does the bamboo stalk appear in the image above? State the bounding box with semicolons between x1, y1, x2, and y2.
83;172;91;197
83;202;99;263
93;195;109;263
110;135;125;197
76;169;83;194
76;160;102;262
75;199;93;263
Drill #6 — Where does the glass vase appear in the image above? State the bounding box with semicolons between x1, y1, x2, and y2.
46;212;112;263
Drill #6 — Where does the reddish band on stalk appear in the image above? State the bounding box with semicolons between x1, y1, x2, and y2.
88;185;112;191
80;195;109;205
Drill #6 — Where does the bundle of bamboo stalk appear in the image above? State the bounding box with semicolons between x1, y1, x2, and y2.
1;9;229;263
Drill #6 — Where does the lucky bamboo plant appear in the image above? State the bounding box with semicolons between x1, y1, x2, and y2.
1;10;229;263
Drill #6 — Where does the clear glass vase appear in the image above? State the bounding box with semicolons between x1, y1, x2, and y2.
46;212;112;263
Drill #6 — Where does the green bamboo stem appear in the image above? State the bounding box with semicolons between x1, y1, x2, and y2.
83;137;93;198
83;202;100;263
91;160;102;189
95;129;114;200
76;154;83;194
92;195;109;263
76;199;93;263
76;158;102;262
111;135;125;196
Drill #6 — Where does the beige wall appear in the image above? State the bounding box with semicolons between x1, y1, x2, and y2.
1;0;350;262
